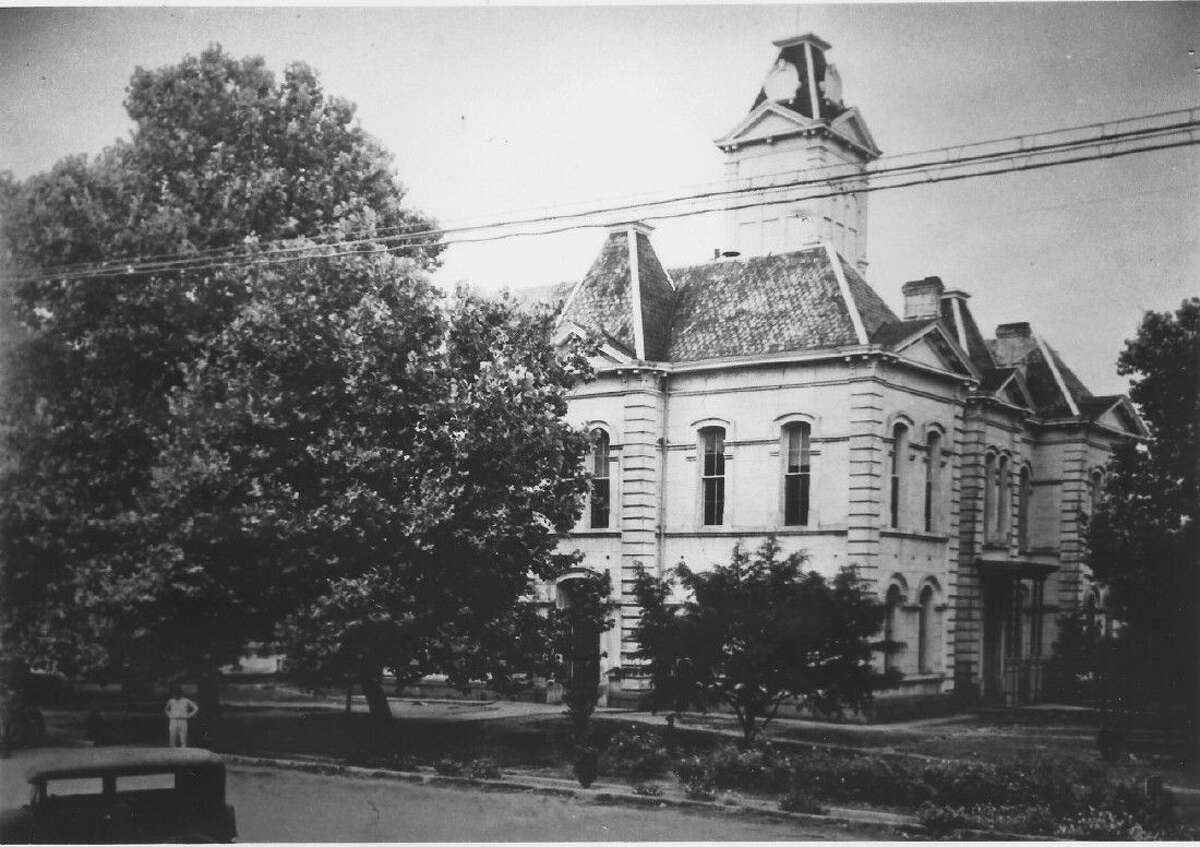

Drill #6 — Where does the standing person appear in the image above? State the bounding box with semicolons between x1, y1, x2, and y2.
164;684;199;748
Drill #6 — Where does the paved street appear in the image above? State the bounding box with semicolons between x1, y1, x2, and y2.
229;765;854;841
1;748;853;841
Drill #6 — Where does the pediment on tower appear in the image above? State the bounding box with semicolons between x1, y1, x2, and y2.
830;108;880;156
714;101;820;149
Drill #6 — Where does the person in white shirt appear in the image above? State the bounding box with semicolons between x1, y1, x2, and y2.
164;684;199;747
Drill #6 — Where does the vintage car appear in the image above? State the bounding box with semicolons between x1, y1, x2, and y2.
0;746;237;843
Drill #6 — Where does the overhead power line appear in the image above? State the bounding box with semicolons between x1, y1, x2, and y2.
4;107;1199;286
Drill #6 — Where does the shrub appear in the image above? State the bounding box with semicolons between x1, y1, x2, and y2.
1054;807;1148;840
384;752;422;772
434;757;463;776
469;757;502;780
605;727;671;781
674;755;715;800
916;802;972;836
918;803;1056;837
632;782;663;797
787;750;930;807
573;746;599;789
706;743;791;794
919;759;1025;807
778;791;827;815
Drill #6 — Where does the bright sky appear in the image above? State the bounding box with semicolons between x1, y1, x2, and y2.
2;3;1197;395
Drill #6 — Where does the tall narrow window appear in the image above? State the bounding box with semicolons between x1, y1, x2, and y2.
783;423;811;526
589;430;610;529
884;585;903;673
1029;580;1045;657
1090;469;1104;514
995;455;1009;541
701;428;726;526
983;453;996;539
1017;466;1032;551
918;584;935;673
890;423;909;529
924;431;942;533
1007;583;1026;659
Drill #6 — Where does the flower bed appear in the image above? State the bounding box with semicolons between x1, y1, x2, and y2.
599;726;1192;839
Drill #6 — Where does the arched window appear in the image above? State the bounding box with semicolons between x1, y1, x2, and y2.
924;431;942;533
589;430;611;529
918;584;935;674
700;427;726;526
1017;466;1032;551
1090;469;1105;514
890;423;909;529
884;584;903;672
995;454;1010;542
982;452;996;539
783;422;811;526
1084;590;1099;631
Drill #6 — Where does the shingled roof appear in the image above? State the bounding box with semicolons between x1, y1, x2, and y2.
987;326;1094;419
668;247;896;361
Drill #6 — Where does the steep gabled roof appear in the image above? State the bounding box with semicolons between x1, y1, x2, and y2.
666;246;895;362
987;326;1094;419
870;317;938;348
1078;394;1149;437
557;225;675;362
559;231;638;356
839;256;895;338
940;293;996;372
635;231;675;361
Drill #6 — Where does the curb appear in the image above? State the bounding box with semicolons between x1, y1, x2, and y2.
223;753;926;836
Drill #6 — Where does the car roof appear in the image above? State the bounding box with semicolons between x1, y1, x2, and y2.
24;746;225;782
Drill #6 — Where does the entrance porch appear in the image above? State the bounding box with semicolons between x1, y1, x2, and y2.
978;560;1057;706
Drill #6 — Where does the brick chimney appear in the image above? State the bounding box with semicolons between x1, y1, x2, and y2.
992;322;1034;367
995;322;1032;338
901;276;944;320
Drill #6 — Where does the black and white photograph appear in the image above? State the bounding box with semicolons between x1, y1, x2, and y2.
0;2;1197;842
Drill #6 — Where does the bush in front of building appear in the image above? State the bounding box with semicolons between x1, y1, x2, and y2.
706;742;791;794
917;802;1056;837
778;790;827;815
468;757;502;780
603;727;673;781
433;757;464;776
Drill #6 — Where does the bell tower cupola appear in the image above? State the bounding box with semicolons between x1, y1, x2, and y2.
715;34;880;273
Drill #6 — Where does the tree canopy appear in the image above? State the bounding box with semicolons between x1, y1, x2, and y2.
632;539;899;742
0;44;438;684
153;254;594;724
1086;297;1198;735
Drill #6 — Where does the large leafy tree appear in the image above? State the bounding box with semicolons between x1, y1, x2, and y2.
154;262;593;729
1087;298;1199;738
632;538;899;743
0;45;439;690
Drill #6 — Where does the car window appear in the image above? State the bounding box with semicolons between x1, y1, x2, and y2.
117;773;175;792
46;777;103;796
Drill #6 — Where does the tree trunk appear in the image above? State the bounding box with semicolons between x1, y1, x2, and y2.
358;661;392;745
195;669;222;749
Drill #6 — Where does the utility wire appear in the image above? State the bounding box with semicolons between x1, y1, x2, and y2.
4;110;1198;286
9;109;1195;280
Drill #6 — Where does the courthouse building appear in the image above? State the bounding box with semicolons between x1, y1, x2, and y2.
529;34;1146;708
